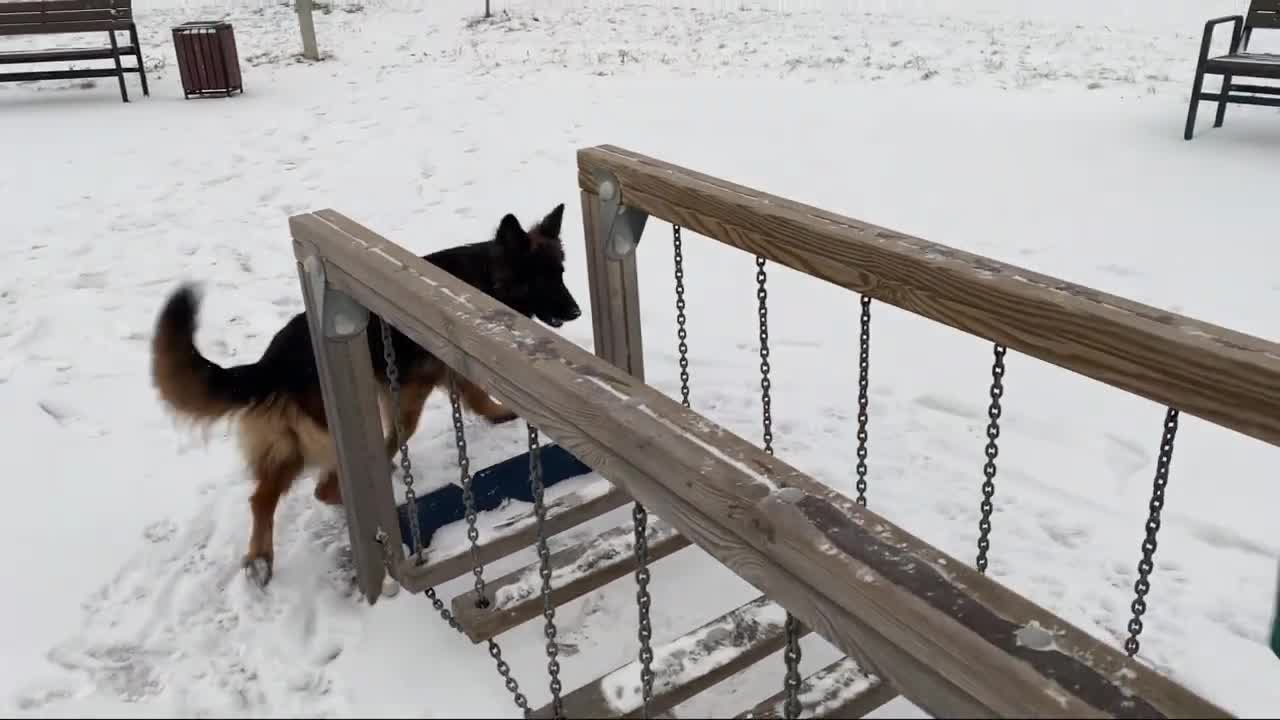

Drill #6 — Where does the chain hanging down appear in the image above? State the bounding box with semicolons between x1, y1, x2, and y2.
975;343;1007;574
854;295;872;507
446;374;533;716
755;256;802;720
529;425;565;717
1125;407;1179;658
375;319;532;717
674;224;691;407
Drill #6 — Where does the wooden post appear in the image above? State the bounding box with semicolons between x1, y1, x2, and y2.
295;0;319;61
292;243;402;603
581;189;646;380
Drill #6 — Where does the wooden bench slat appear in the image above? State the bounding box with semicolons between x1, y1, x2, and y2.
0;44;133;64
734;657;896;719
396;475;631;594
451;514;692;643
0;9;131;24
0;0;130;13
0;19;132;35
0;66;139;82
533;595;812;719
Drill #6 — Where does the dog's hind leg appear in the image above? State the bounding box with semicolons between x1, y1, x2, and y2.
383;377;436;460
456;375;517;425
242;438;303;588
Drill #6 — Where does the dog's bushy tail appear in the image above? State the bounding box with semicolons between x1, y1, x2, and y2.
151;284;275;424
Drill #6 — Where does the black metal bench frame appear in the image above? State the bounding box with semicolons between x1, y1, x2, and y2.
0;0;149;103
1185;0;1280;139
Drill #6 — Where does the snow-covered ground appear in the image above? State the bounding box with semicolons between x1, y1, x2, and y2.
3;0;1279;717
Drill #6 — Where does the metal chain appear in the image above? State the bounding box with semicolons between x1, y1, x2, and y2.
633;501;656;718
443;373;532;717
975;343;1007;574
447;374;490;606
854;295;872;507
756;256;774;456
528;425;565;718
674;224;690;408
371;334;530;717
1125;407;1180;658
756;255;801;720
379;317;423;559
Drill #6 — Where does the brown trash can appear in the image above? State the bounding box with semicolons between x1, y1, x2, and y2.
172;21;243;99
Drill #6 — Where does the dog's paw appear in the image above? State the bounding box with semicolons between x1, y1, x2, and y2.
242;554;273;589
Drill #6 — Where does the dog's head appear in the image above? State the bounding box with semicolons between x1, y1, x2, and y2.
492;203;582;329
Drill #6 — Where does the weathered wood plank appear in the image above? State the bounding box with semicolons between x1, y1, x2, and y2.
396;476;631;594
735;657;896;719
0;9;131;24
576;144;1280;450
0;19;131;34
288;209;1233;718
581;189;646;379
293;254;401;603
0;0;130;13
451;513;692;643
533;595;811;719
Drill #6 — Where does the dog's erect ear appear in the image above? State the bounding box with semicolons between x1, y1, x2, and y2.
535;203;565;239
496;213;528;255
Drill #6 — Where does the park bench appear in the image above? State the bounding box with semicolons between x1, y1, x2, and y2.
1185;0;1280;139
0;0;148;102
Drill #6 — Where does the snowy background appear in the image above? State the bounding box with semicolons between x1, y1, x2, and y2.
2;0;1279;716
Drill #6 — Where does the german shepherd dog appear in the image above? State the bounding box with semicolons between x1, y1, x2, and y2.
150;204;581;587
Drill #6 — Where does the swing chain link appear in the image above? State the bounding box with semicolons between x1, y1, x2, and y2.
976;343;1006;574
1125;407;1180;658
529;425;565;718
855;295;872;507
448;374;490;607
379;317;423;559
634;501;656;718
674;224;691;408
445;374;532;717
756;255;774;455
756;255;801;720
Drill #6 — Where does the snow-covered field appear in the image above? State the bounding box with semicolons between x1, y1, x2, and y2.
3;0;1279;717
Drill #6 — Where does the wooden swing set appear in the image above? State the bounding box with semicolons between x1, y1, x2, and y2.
287;144;1279;719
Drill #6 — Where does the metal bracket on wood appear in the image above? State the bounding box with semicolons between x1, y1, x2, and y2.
594;168;649;260
302;252;370;339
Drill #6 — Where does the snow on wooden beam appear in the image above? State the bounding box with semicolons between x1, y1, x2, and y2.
451;513;692;643
533;595;810;719
576;144;1280;450
734;657;897;719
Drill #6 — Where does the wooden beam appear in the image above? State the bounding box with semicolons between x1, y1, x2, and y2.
576;144;1280;450
533;595;811;719
294;253;402;603
451;514;692;643
288;209;1233;718
735;657;896;719
580;189;646;379
396;477;630;594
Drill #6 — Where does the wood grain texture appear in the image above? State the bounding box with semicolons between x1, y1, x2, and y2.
532;595;812;719
287;209;1233;718
581;189;646;379
735;657;895;719
396;481;630;594
451;514;691;643
292;254;398;603
576;145;1280;450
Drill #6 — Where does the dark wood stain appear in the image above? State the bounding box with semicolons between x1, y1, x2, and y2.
797;494;1165;719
